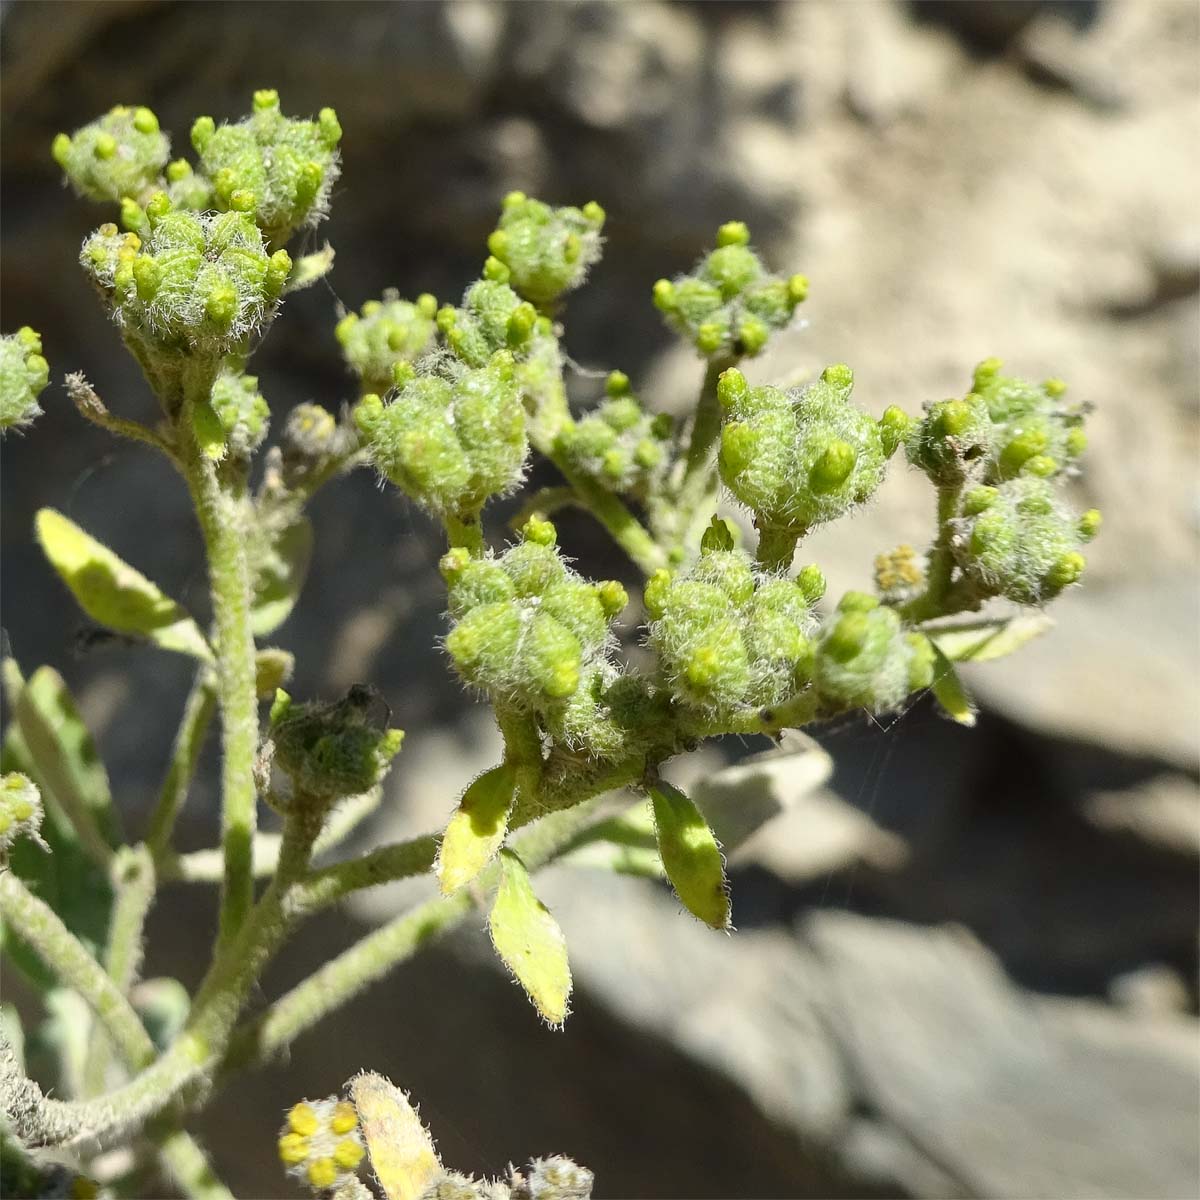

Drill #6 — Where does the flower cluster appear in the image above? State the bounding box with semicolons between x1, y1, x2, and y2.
554;372;673;497
336;291;439;394
645;523;825;718
437;271;538;368
52;104;169;205
1;327;50;433
653;222;808;359
277;1096;365;1194
208;368;270;458
190;89;342;246
487;192;606;307
0;772;44;854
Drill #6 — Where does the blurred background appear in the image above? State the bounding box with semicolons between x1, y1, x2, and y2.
2;1;1197;1196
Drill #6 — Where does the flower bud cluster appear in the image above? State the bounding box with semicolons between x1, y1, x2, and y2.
190;89;341;245
270;685;404;808
814;592;935;712
336;291;439;394
443;521;636;752
437;273;538;369
356;350;528;520
52;105;169;205
516;329;572;446
970;358;1088;482
517;1157;596;1200
1;327;50;433
952;477;1096;605
486;192;606;307
278;1096;365;1194
718;365;901;537
645;533;825;717
209;368;269;457
554;372;673;497
81;204;291;358
0;772;44;853
905;392;992;485
653;222;808;359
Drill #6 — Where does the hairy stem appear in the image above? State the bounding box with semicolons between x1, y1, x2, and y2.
754;522;802;573
153;1124;234;1200
293;834;439;915
179;397;260;952
83;845;157;1096
901;481;965;624
683;358;734;483
443;513;485;557
146;670;218;866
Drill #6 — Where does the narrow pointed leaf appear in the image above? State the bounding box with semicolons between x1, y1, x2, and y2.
349;1072;442;1200
930;644;977;726
650;781;731;930
488;849;572;1026
251;517;313;636
35;509;212;661
436;763;517;894
928;613;1053;664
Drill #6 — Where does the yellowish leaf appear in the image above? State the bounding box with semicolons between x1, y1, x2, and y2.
348;1073;442;1200
436;763;517;894
650;781;731;930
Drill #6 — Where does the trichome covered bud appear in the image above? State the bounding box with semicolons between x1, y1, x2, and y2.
191;89;342;245
52;105;169;205
653;221;807;359
718;364;893;541
437;278;538;368
81;204;291;360
905;393;992;485
0;772;45;853
645;536;819;717
356;350;528;520
269;685;403;808
486;192;606;307
814;592;934;712
443;521;629;739
1;327;50;433
554;371;673;497
207;368;269;457
278;1095;366;1194
336;290;438;393
952;476;1090;604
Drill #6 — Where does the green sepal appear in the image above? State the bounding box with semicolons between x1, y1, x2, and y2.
488;849;572;1026
649;781;731;930
36;508;213;662
436;763;517;894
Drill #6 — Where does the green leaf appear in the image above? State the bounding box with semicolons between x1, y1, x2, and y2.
190;399;227;462
650;781;731;930
488;849;572;1026
251;517;313;636
436;763;517;894
283;243;336;295
35;509;212;661
930;644;977;726
928;613;1053;664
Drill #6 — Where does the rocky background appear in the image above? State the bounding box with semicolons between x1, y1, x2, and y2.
2;1;1197;1196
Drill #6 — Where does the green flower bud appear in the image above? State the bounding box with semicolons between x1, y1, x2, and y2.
0;772;45;852
1078;508;1102;541
209;368;269;457
878;405;912;458
191;91;342;244
905;393;992;485
967;358;1090;483
441;278;537;367
655;223;807;359
796;563;826;602
80;208;286;358
1;326;51;433
51;104;169;205
647;549;818;716
814;597;922;712
555;378;672;499
952;476;1091;604
485;194;605;306
718;365;889;536
359;352;528;520
271;685;404;807
444;528;626;726
336;291;438;393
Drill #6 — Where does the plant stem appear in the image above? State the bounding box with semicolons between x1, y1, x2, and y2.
154;1124;234;1200
901;481;964;624
0;871;156;1070
754;523;802;573
545;447;666;575
146;670;218;866
83;844;157;1096
293;834;438;915
683;358;733;483
179;398;260;952
443;513;485;556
